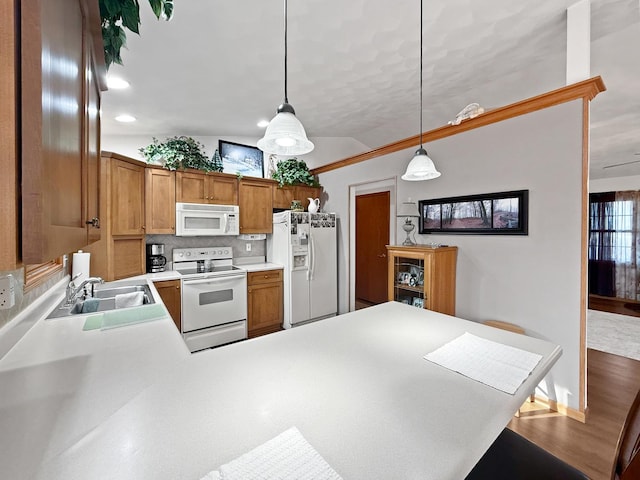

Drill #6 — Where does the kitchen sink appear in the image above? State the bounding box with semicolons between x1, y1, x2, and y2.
47;282;155;319
93;285;149;299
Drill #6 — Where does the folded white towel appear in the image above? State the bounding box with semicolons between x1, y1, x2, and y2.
424;332;543;394
114;291;144;309
200;427;342;480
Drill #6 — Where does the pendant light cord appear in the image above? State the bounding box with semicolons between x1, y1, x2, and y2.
419;0;423;148
284;0;289;104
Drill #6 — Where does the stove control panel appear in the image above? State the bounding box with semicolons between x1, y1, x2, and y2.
173;246;233;263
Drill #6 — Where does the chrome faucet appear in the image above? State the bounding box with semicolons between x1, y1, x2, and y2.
65;275;104;305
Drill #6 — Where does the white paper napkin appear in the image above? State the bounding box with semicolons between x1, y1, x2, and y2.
200;427;342;480
424;332;543;394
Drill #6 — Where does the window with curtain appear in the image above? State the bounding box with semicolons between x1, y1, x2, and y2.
589;191;640;300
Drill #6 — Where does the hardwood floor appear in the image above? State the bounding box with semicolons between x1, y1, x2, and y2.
589;294;640;317
355;298;377;310
508;349;640;480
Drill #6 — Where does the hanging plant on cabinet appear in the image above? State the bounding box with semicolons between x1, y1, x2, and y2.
271;158;320;188
99;0;174;69
140;136;222;172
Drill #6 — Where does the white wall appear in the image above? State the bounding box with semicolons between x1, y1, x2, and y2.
319;100;585;411
589;174;640;193
101;134;370;173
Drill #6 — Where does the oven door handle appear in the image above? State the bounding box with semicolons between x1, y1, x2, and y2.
183;275;246;286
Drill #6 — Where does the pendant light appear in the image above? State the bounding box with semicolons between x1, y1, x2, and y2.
257;0;314;156
401;0;440;181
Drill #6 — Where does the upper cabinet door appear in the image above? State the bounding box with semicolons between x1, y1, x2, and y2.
111;160;145;235
209;174;238;205
175;171;208;203
85;47;101;244
239;179;273;234
21;0;104;263
145;168;176;234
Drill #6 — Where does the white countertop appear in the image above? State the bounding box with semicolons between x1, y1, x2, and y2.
235;261;283;272
0;296;561;480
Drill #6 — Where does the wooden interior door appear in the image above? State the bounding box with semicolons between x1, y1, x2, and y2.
356;191;390;305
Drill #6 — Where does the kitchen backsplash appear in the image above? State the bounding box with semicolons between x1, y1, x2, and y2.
145;235;266;265
0;267;66;330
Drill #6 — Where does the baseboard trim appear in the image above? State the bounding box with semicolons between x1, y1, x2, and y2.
532;395;587;423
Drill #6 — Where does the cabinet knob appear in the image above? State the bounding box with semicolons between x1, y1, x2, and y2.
264;275;269;279
85;217;100;228
377;253;386;258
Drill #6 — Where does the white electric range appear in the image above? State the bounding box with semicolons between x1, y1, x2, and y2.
173;247;247;353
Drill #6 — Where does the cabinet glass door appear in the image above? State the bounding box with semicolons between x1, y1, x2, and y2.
393;256;425;308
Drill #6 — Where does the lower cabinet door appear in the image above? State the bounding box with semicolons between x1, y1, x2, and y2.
154;279;181;331
247;281;283;337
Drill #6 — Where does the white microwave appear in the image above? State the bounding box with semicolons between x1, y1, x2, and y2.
175;203;240;236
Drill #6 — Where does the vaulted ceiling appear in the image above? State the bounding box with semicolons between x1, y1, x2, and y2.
101;0;640;179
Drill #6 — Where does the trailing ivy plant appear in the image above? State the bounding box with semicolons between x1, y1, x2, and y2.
271;158;320;187
139;136;222;172
100;0;174;69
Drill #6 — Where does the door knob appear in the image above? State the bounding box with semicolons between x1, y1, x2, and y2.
377;253;386;258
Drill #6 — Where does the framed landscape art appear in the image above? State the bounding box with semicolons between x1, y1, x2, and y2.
218;140;264;178
418;190;528;235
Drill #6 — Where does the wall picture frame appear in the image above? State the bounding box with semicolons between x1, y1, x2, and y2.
218;140;264;178
418;190;528;235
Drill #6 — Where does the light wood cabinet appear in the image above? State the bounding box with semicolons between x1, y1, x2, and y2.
247;269;283;338
154;279;181;331
272;185;296;209
239;178;273;233
272;185;323;210
19;0;104;264
175;171;238;205
145;168;175;234
386;245;458;316
111;159;145;235
84;153;146;281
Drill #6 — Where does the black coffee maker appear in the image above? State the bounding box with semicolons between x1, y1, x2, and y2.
146;244;167;273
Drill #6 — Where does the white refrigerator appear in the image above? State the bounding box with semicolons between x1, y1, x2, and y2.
267;211;337;328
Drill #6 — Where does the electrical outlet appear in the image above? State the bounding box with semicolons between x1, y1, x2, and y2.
0;275;16;310
245;243;252;252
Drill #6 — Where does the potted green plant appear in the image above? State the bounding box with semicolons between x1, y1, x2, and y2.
139;136;222;172
271;158;320;187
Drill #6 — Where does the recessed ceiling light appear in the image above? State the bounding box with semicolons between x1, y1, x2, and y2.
257;120;270;128
107;77;130;89
115;114;136;123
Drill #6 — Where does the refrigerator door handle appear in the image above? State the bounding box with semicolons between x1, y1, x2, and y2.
309;234;315;280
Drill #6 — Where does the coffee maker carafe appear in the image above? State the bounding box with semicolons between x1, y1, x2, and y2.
146;244;167;273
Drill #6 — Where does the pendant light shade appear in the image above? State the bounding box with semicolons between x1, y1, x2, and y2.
258;0;314;156
402;0;439;181
257;103;314;155
402;147;441;181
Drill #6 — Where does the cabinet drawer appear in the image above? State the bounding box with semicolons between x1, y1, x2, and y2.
248;269;283;285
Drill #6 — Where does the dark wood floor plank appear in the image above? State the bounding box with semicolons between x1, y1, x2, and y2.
508;349;640;480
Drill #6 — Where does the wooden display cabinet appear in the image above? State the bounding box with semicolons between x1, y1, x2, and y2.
386;245;458;315
247;269;283;338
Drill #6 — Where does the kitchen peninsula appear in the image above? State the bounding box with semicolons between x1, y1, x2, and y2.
0;285;561;480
